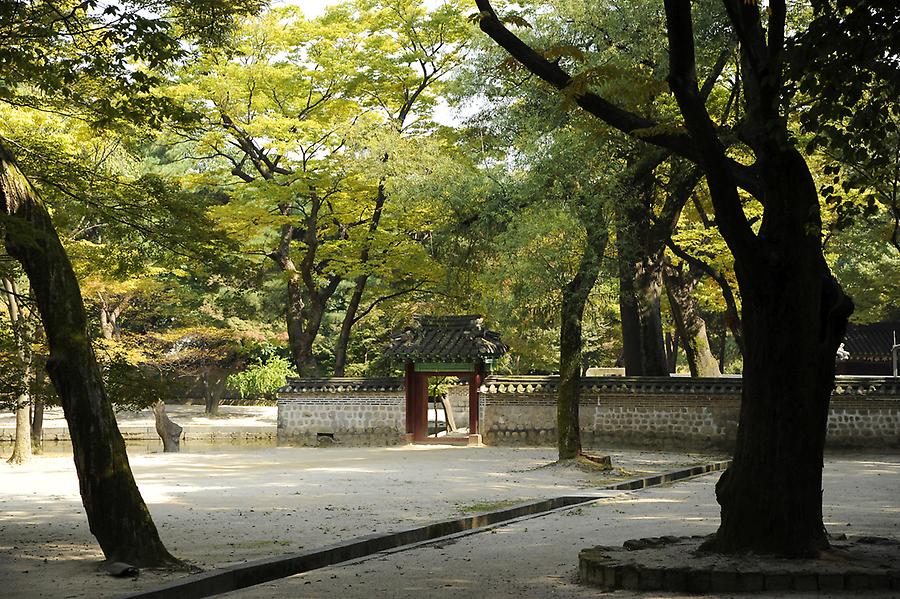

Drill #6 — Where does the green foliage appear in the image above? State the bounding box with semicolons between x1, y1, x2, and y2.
786;0;900;249
227;347;298;400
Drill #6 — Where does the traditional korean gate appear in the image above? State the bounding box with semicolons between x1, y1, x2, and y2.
385;315;507;445
404;365;485;443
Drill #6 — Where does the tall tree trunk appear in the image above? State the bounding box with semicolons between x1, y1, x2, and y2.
296;288;332;376
664;262;721;377
284;273;311;374
0;142;177;566
3;276;33;464
334;183;387;376
333;275;365;377
614;171;669;376
558;212;608;460
615;236;668;375
270;192;340;377
706;151;853;557
30;395;43;454
7;395;32;465
665;331;680;372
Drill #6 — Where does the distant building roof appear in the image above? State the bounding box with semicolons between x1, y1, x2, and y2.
385;315;508;363
843;322;900;362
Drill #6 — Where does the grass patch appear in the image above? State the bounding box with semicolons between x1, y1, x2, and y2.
456;499;525;514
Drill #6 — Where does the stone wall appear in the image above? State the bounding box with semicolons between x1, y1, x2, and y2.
276;375;900;450
277;378;405;446
480;376;900;451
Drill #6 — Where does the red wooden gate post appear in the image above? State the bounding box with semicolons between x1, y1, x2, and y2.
404;361;415;441
417;373;429;440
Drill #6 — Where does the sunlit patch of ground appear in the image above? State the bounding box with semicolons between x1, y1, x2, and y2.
0;445;722;598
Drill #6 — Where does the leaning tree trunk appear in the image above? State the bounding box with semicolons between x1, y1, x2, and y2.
333;275;366;377
558;215;608;460
0;143;178;566
706;150;853;557
664;262;721;377
334;182;387;376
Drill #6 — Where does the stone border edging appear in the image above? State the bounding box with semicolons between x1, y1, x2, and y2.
116;459;731;599
579;535;900;593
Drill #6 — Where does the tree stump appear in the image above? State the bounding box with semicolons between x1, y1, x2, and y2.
152;401;182;452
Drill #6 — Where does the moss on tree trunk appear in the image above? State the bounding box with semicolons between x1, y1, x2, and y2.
558;208;609;460
0;142;178;567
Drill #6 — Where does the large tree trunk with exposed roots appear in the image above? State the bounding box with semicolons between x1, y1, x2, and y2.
0;142;178;567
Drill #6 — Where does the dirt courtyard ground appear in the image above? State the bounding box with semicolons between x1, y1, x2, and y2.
0;443;722;598
226;455;900;599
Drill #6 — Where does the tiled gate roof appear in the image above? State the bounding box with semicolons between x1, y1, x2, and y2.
385;315;508;363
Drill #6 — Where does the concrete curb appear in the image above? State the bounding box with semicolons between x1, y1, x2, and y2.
117;460;731;599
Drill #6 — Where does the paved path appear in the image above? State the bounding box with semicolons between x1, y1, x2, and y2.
225;456;900;599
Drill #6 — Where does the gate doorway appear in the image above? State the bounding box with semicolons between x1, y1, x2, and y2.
405;370;484;444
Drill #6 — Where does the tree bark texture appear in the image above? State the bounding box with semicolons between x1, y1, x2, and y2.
558;210;609;460
152;401;182;452
614;184;668;376
474;0;853;556
0;142;177;566
706;151;853;557
3;276;32;464
201;371;227;416
663;262;721;376
30;395;43;453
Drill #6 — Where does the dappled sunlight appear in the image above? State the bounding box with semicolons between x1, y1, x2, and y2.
302;466;399;474
605;497;689;505
624;515;710;521
139;484;236;504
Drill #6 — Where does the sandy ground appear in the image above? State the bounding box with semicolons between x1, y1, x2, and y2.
227;456;900;599
0;444;722;598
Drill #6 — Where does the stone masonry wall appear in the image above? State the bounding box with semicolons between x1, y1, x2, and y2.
277;378;405;446
276;376;900;450
481;376;900;451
